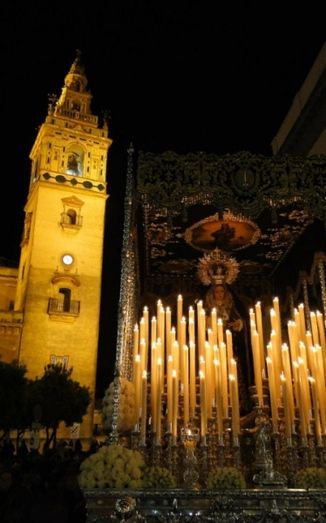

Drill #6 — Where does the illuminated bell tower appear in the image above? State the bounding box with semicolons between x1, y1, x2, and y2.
15;51;112;440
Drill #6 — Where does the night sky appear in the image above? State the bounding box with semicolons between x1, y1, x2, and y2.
1;2;325;395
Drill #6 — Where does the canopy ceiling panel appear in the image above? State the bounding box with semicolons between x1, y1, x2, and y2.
135;150;326;301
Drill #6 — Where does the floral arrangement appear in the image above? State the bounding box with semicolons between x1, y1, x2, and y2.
197;248;239;286
293;467;326;489
78;444;145;489
102;377;138;433
142;466;177;488
206;467;246;489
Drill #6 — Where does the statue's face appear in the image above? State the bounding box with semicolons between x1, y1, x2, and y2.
213;285;225;302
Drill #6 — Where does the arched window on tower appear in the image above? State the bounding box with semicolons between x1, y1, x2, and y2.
71;79;81;92
48;286;80;317
66;209;77;225
60;196;84;230
67;153;80;175
66;145;84;176
59;288;71;312
72;100;81;111
48;268;81;320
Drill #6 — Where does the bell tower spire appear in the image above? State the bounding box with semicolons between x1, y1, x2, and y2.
52;50;94;121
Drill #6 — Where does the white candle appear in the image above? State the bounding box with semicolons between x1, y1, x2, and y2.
252;330;263;407
170;326;176;347
156;357;162;443
156;337;162;368
151;316;157;347
217;318;224;346
140;338;147;375
280;372;292;439
188;307;195;346
270;329;281;407
266;355;278;432
220;341;228;417
158;306;165;361
134;354;141;418
314;345;326;432
180;316;186;379
177;294;183;347
229;358;240;438
133;323;139;358
214;357;223;437
167;354;173;425
273;297;281;331
156;299;162;318
151;342;157;429
298;352;311;435
288;320;299;364
172;369;178;440
298;303;306;342
172;340;179;379
165;306;172;369
140;370;147;445
199;308;206;361
305;331;314;373
205;340;213;418
292;360;305;435
308;376;321;443
196;300;202;354
316;311;326;383
226;329;234;368
211;307;217;346
143;306;149;367
281;343;295;429
249;308;256;338
255;301;266;378
183;345;189;423
310;312;320;346
199;371;207;437
140;316;145;344
189;341;196;418
316;310;326;349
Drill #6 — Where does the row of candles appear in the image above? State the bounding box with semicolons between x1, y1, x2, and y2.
132;294;326;445
250;299;326;442
132;295;240;444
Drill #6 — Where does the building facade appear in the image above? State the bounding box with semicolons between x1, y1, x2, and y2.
271;42;326;155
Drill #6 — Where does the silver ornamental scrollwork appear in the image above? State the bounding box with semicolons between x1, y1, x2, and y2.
137;150;326;221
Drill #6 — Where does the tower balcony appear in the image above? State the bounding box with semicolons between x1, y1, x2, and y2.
55;107;98;125
47;298;80;322
0;310;23;322
60;212;83;229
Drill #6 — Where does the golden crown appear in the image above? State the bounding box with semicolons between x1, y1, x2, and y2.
197;248;240;286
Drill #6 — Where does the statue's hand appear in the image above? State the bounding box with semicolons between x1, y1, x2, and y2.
230;319;243;332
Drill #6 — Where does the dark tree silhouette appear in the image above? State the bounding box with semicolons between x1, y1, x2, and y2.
31;363;91;448
0;360;32;442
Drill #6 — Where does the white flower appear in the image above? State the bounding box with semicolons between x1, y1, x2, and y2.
102;378;138;433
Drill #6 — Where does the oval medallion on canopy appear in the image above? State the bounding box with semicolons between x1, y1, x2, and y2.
184;210;261;252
